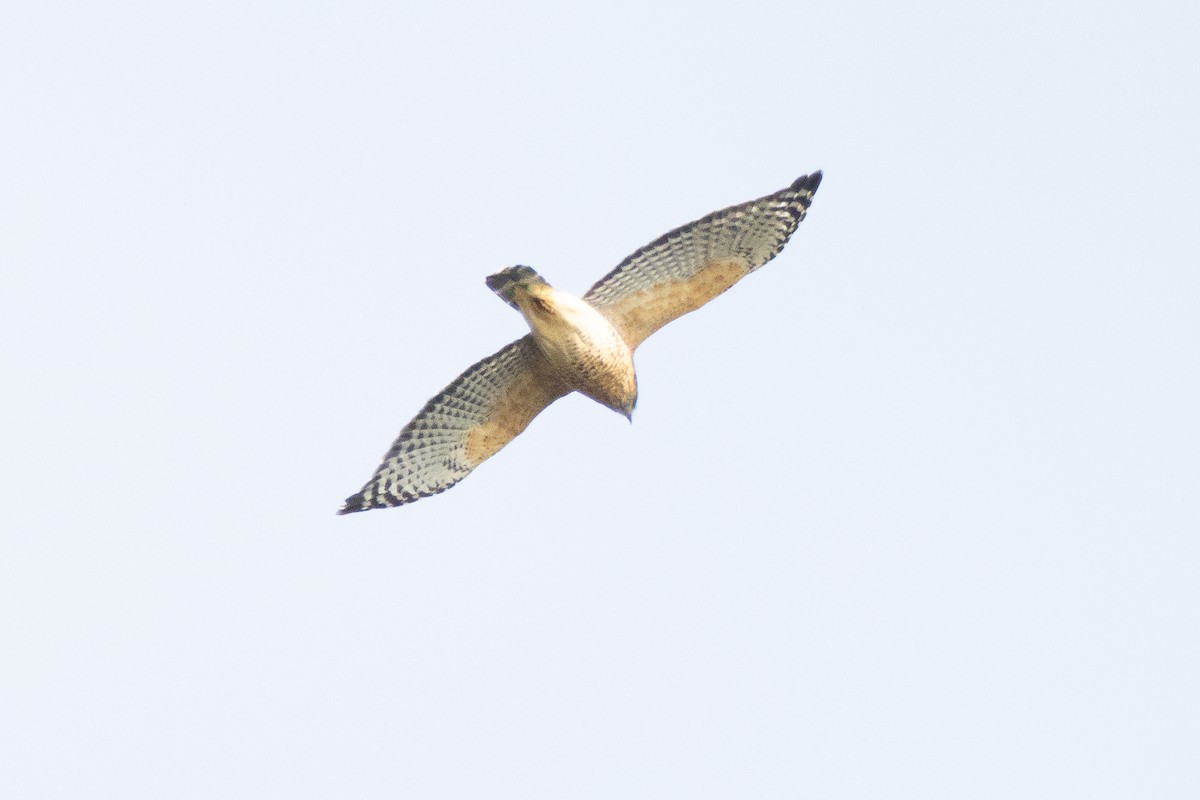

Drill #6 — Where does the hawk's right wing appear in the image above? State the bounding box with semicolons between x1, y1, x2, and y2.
339;336;569;513
584;172;821;350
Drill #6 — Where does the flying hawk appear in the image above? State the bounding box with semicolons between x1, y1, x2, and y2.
339;172;822;513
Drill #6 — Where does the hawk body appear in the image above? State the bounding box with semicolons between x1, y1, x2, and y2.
339;172;822;514
488;265;637;418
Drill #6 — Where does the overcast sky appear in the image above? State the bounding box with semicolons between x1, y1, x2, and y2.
3;1;1198;797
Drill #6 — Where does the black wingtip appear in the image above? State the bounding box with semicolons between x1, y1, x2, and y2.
791;171;823;193
337;493;367;515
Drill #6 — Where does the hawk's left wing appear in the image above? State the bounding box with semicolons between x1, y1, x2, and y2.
584;172;821;350
339;336;569;513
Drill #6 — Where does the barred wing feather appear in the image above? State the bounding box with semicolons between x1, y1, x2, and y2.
338;336;569;513
584;172;821;349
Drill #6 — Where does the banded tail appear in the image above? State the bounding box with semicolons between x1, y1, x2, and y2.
486;265;551;310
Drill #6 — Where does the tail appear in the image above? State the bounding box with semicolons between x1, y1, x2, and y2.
486;265;550;309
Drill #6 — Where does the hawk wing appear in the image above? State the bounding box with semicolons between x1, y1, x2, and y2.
338;336;569;513
583;172;821;350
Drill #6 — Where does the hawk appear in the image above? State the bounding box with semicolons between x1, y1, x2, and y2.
339;172;822;513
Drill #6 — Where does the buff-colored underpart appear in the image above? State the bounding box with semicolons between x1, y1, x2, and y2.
462;347;565;465
598;257;750;350
511;283;638;415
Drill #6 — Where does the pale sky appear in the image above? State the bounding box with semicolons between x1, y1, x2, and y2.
3;1;1198;798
